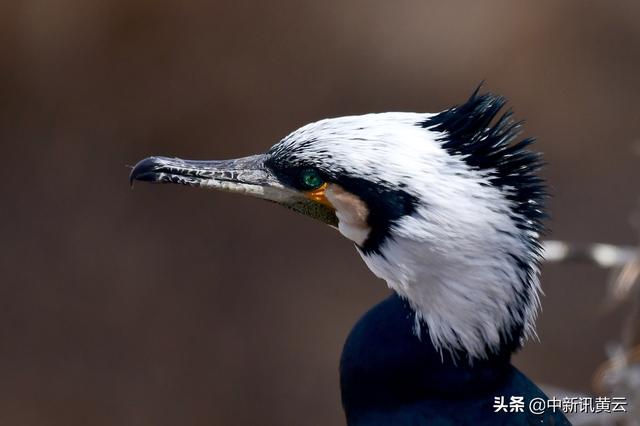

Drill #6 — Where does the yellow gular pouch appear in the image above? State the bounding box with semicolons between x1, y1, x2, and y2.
304;183;371;246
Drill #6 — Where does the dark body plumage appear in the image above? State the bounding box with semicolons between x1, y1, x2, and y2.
340;294;571;425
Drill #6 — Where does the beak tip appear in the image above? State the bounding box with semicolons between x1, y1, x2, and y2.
129;157;163;185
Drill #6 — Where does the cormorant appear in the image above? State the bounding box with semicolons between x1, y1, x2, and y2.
130;89;571;425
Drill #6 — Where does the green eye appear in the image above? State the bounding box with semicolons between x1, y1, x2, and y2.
300;169;324;190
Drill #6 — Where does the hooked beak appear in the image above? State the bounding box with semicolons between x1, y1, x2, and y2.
129;155;338;226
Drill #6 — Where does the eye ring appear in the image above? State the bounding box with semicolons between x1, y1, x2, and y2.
299;168;324;190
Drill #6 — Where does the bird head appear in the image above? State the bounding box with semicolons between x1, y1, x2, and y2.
130;90;546;360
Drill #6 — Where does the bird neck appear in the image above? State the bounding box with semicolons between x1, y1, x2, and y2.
340;293;514;415
357;222;540;359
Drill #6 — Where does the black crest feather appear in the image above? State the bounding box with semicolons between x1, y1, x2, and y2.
420;89;546;239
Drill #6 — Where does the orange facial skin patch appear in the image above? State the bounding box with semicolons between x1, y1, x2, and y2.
304;182;333;208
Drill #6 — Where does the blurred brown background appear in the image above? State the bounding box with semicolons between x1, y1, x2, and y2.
1;0;639;425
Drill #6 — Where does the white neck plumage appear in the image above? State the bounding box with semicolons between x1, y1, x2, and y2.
356;205;542;360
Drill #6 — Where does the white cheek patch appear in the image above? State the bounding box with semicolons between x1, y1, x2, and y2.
325;184;370;245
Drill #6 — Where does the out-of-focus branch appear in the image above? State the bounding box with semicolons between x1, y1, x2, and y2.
543;240;639;268
542;171;640;424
